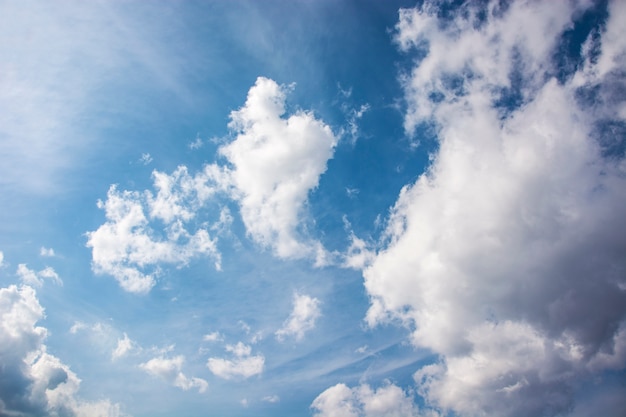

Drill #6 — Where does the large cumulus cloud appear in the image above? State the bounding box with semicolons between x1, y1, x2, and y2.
358;1;626;416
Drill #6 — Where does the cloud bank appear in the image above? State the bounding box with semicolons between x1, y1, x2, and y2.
353;1;626;416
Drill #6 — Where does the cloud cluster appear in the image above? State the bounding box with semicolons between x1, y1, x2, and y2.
207;342;265;380
88;77;340;293
356;1;626;416
0;284;123;417
275;293;321;342
311;382;422;417
139;355;208;393
86;165;229;294
221;77;338;264
17;264;62;287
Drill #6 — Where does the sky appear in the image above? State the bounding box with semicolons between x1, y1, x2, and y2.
0;1;625;416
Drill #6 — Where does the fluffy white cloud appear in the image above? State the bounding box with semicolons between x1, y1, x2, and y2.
87;77;338;292
311;382;421;417
220;77;338;263
360;2;626;416
139;355;208;393
40;247;55;257
0;284;125;417
86;165;228;293
111;333;135;361
207;342;264;380
16;264;62;287
202;331;224;342
275;293;321;342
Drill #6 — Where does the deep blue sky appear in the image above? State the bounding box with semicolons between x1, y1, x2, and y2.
1;1;625;417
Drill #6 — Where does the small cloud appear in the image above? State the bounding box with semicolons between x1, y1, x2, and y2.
69;321;87;334
203;332;224;342
275;293;321;342
207;342;264;380
111;333;135;361
345;187;359;198
262;395;280;403
40;247;55;257
240;398;248;407
189;135;203;150
139;153;153;165
140;355;208;393
16;264;62;287
238;320;251;334
0;251;3;267
38;267;63;286
355;345;368;354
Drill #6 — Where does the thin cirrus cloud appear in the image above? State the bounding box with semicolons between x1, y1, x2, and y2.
352;1;626;417
0;285;123;417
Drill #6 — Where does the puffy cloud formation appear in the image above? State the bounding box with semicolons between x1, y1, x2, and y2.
16;264;62;287
139;355;208;393
88;77;338;292
0;284;123;417
275;293;321;342
221;77;338;263
111;333;135;361
207;342;264;380
86;165;228;294
311;382;422;417
359;1;626;416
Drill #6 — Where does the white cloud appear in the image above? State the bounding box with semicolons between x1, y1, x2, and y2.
139;153;153;165
40;247;55;257
16;264;63;287
207;342;264;380
0;251;3;267
311;382;421;417
220;77;338;263
189;135;204;150
139;355;208;393
112;333;135;361
203;331;224;342
86;164;228;293
0;285;124;417
276;293;321;342
359;2;626;416
262;395;280;403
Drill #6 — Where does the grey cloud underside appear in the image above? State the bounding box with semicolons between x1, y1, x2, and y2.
0;285;123;417
356;1;626;417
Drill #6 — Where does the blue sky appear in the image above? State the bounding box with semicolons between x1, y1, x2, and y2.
1;1;625;416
